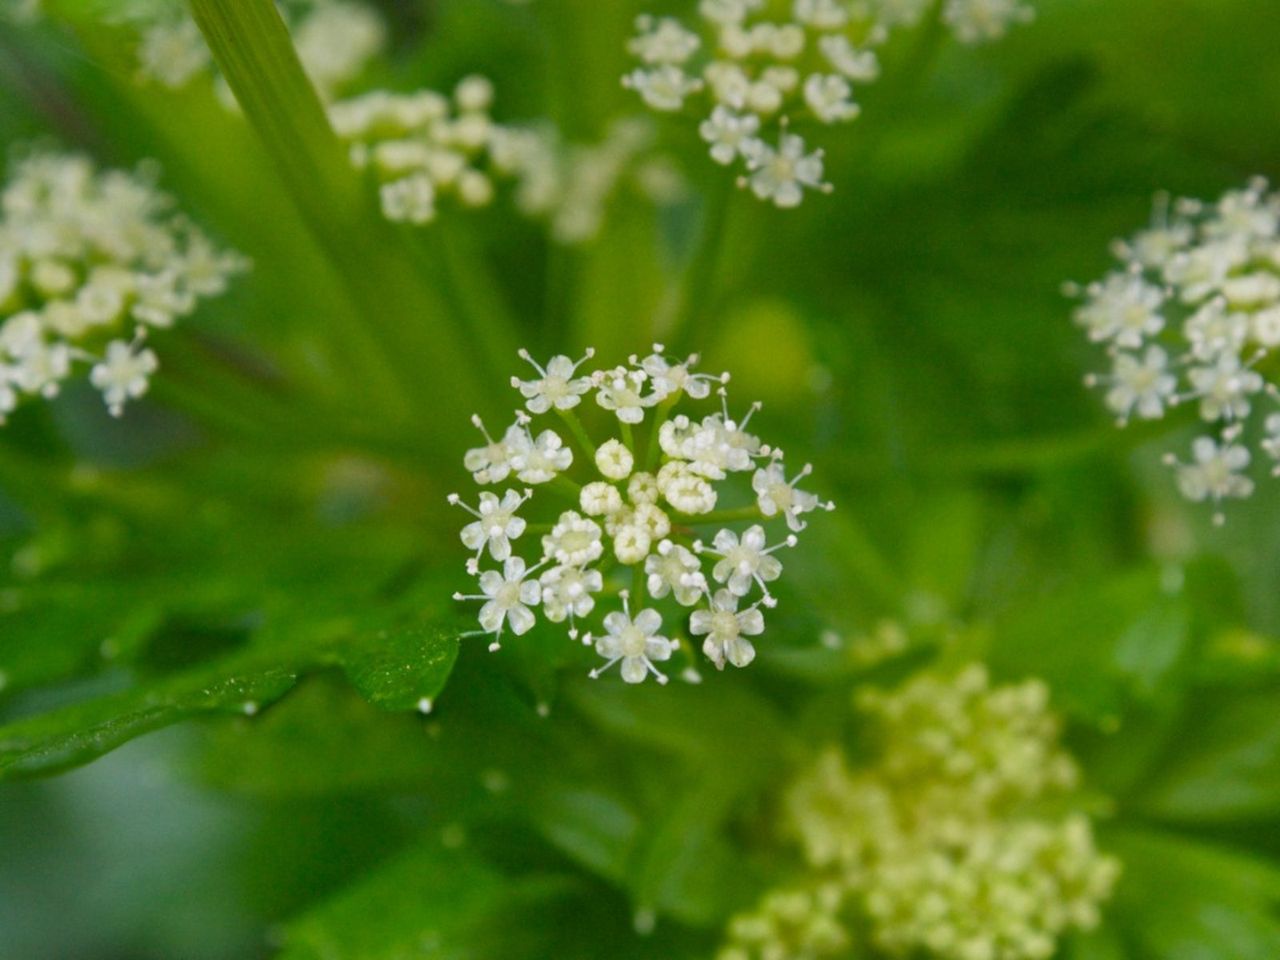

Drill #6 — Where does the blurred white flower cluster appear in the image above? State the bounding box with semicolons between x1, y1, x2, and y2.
720;665;1118;960
331;78;684;243
623;0;1034;207
1073;178;1280;520
0;150;247;420
130;0;385;103
450;345;833;683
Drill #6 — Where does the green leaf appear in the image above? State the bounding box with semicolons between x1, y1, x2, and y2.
1108;826;1280;960
0;649;300;779
337;623;460;713
1131;688;1280;822
0;614;464;780
277;841;572;960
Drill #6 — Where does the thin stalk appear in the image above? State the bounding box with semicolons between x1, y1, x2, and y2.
557;408;598;462
619;420;636;454
663;177;735;354
677;505;761;526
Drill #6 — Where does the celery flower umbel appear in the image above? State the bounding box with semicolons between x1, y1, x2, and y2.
0;150;247;421
450;345;833;683
1071;178;1280;520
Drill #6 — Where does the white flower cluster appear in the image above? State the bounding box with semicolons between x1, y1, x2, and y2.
331;78;683;244
450;345;833;683
623;0;1034;207
130;0;385;102
0;150;247;420
771;665;1119;960
1072;178;1280;520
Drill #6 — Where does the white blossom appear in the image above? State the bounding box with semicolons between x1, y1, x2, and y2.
511;348;595;413
595;438;635;480
753;461;832;531
691;588;765;669
595;365;659;423
1170;437;1254;520
622;65;704;112
658;460;718;514
802;74;860;124
464;414;527;484
645;539;707;606
89;339;159;417
512;425;574;483
539;564;603;635
542;510;605;566
454;556;542;649
580;481;624;517
1097;347;1176;423
698;107;762;166
589;599;675;684
451;488;531;572
627;15;702;65
740;132;832;208
699;524;795;604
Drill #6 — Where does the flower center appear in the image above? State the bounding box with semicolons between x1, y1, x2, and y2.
711;610;740;639
620;626;648;658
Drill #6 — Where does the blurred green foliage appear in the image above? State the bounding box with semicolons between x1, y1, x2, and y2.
2;0;1280;958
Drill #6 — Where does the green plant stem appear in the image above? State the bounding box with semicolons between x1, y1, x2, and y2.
676;506;761;526
619;420;636;454
663;177;735;354
557;408;598;462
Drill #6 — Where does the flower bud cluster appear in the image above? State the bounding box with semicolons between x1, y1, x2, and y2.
0;150;247;421
717;883;850;960
756;665;1119;960
1072;178;1280;520
450;345;833;683
623;0;1034;207
332;79;682;244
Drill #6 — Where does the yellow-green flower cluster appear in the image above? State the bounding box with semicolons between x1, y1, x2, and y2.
717;883;850;960
729;665;1119;960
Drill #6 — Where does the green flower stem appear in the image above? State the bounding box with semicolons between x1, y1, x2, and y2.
645;395;680;471
557;408;598;462
662;176;735;355
631;565;646;609
550;476;583;500
676;506;762;526
619;420;637;455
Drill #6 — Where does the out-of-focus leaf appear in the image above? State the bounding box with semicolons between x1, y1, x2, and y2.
337;623;460;712
1131;687;1280;823
1108;826;1280;960
276;841;572;960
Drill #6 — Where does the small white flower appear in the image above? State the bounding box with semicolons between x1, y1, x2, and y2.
539;564;603;635
1100;347;1176;423
658;460;718;514
698;0;762;26
639;344;727;399
613;523;653;565
1170;437;1254;519
622;65;704;112
793;0;850;29
1184;299;1248;362
11;340;71;398
451;488;531;571
380;175;437;224
454;556;542;649
628;15;702;65
513;426;574;483
1251;306;1280;347
645;539;707;606
690;588;764;670
511;348;594;413
699;524;795;603
589;599;675;684
803;74;860;124
89;339;159;417
1073;272;1165;348
698;107;761;166
753;460;831;532
1163;238;1249;304
595;365;659;423
1187;353;1263;422
739;132;832;208
542;510;605;566
1262;414;1280;468
819;35;880;81
580;481;624;516
595;437;635;480
632;502;672;541
627;471;660;505
464;414;527;484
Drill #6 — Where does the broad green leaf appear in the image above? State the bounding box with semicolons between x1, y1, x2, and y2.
337;624;460;712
